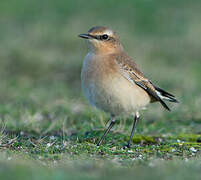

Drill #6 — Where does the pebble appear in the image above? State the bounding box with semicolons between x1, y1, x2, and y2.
189;147;197;153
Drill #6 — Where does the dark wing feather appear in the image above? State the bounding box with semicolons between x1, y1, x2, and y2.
115;54;171;111
153;85;175;97
153;85;179;103
135;81;171;111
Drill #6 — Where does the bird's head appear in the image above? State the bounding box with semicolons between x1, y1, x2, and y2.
79;26;123;54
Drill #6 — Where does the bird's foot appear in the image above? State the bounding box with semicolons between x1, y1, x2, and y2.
123;143;131;149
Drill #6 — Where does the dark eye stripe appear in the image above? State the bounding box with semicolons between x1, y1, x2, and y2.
98;34;109;40
88;34;110;41
96;36;102;40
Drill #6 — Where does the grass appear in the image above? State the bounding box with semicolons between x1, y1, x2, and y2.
0;0;201;179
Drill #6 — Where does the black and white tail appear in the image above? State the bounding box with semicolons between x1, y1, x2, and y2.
154;85;179;111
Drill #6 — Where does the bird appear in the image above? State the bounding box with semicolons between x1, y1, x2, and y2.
79;26;178;148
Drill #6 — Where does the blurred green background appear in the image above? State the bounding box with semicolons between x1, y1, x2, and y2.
0;0;200;179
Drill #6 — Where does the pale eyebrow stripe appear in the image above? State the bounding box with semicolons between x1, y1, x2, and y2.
103;29;113;36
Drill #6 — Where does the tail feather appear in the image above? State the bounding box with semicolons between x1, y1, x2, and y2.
155;86;179;104
159;99;171;111
154;86;175;98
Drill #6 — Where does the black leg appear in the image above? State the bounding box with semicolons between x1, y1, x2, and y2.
97;115;115;146
127;112;139;148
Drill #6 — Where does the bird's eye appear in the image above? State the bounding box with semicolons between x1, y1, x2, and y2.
101;34;109;40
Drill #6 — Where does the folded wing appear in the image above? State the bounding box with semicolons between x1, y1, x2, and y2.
115;54;178;111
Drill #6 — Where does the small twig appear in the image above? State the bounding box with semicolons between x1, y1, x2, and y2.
0;136;18;148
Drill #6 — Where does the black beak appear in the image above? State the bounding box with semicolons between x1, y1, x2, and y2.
78;34;92;39
78;34;94;39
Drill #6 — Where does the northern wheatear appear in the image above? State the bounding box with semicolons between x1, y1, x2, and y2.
79;26;178;147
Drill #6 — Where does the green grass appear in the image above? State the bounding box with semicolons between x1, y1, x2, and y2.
0;0;201;179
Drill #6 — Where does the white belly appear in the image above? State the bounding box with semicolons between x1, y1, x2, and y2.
82;67;151;116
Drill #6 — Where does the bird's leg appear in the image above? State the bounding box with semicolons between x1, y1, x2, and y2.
97;115;116;146
127;112;140;148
